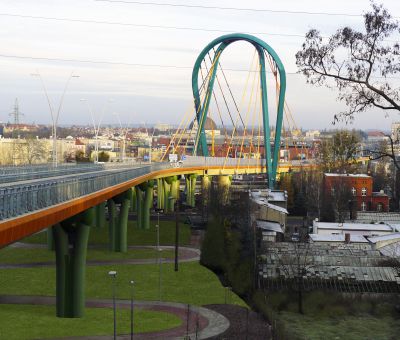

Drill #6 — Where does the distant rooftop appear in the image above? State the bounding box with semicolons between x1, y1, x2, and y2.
315;222;393;232
324;173;370;178
367;233;400;243
309;234;368;243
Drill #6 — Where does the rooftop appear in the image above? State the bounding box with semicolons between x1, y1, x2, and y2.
315;221;394;232
324;173;370;178
368;233;400;243
309;234;368;243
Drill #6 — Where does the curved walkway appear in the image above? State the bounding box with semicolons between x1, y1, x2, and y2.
1;245;200;269
0;295;229;339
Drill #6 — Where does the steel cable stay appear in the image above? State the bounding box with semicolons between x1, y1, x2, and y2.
201;57;229;142
222;50;257;170
236;53;259;170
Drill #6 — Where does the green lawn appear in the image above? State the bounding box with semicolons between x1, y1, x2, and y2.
0;247;174;264
278;312;400;340
0;262;246;307
0;304;181;340
23;219;191;246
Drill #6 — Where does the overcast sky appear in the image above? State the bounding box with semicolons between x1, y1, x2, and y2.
0;0;399;130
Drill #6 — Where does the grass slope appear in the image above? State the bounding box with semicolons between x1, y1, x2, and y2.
0;262;246;307
0;247;174;264
23;220;191;246
0;304;181;340
279;312;400;340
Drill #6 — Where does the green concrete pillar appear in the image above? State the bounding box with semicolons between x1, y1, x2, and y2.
54;207;94;318
136;186;144;229
47;225;55;251
157;178;165;210
116;198;130;252
130;188;137;213
190;174;197;207
185;174;197;207
107;199;117;251
138;180;154;230
96;202;106;228
218;175;232;205
164;176;179;212
201;175;212;206
142;182;154;230
108;189;132;252
163;179;172;212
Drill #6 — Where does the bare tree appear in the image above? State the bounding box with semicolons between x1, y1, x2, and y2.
17;137;47;164
296;2;400;123
274;243;314;314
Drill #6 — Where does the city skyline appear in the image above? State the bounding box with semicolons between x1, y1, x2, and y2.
0;0;399;129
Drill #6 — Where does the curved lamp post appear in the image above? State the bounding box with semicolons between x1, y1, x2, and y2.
31;71;79;167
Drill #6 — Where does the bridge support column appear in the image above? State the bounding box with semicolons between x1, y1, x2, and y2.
217;175;232;205
156;178;165;210
130;188;137;213
107;189;132;252
54;207;94;318
47;226;55;251
136;181;154;229
95;201;106;228
201;175;212;206
162;177;174;212
186;174;197;207
164;176;179;212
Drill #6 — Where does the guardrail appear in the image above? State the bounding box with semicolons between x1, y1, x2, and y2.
0;162;170;221
0;157;273;221
182;156;266;167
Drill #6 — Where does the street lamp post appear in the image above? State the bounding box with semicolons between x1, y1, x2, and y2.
108;270;117;340
113;112;130;162
155;208;163;300
80;98;113;163
168;196;180;272
31;71;79;167
130;280;135;340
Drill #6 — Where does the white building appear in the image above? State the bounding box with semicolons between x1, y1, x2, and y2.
312;220;398;237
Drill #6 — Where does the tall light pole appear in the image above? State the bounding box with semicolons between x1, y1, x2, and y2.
155;208;163;300
113;112;130;162
80;98;113;163
129;280;135;340
108;270;117;340
168;196;180;272
31;71;79;167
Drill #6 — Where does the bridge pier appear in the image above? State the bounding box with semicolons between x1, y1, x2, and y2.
185;174;197;207
136;180;154;229
95;201;106;228
156;178;164;210
163;176;179;212
107;189;132;252
130;188;137;213
217;175;232;205
47;226;55;251
201;175;212;206
53;207;94;318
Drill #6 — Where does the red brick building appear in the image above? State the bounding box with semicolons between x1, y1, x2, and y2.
324;173;389;212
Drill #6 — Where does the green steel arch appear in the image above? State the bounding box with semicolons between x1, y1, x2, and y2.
192;33;286;188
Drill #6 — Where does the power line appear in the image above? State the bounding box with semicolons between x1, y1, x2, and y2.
0;12;307;39
0;52;398;80
94;0;368;17
0;52;300;73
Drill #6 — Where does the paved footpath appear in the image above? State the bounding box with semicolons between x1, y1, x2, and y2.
1;245;200;269
0;295;229;340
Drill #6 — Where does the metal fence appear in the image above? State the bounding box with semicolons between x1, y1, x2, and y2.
0;162;171;221
0;157;270;221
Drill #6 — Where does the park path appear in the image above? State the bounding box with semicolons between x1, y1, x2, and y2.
0;245;200;269
0;295;229;340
